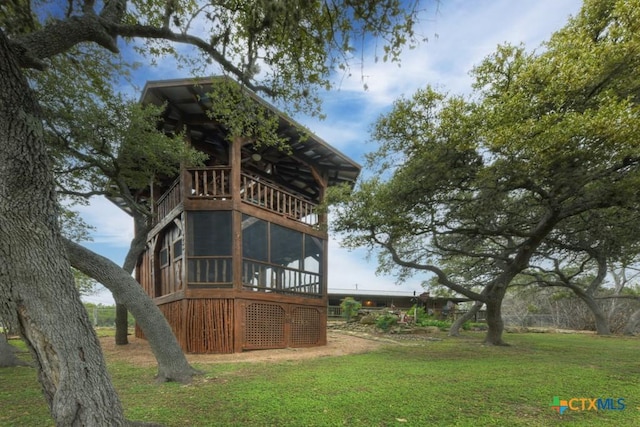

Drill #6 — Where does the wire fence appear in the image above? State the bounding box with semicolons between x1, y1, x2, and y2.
502;314;557;328
84;305;134;327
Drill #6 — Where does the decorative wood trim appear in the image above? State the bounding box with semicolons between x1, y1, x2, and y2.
237;291;326;306
230;136;243;210
152;289;185;305
237;202;327;238
232;210;242;290
234;299;244;353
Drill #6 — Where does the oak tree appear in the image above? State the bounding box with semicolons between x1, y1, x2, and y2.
329;0;640;345
0;0;427;424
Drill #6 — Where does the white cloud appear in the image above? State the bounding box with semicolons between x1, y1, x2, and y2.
340;0;581;98
74;196;133;248
294;0;583;162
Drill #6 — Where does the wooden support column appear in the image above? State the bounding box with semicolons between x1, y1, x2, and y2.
180;125;191;291
309;165;330;299
232;210;242;290
309;165;329;226
230;136;244;290
322;237;329;299
234;299;245;353
180;134;192;204
177;213;187;290
180;297;189;351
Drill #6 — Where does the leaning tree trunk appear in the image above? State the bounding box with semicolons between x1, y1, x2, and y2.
65;239;199;383
115;303;129;345
115;216;150;345
483;288;509;346
449;300;483;337
575;292;611;335
0;30;128;425
623;308;640;336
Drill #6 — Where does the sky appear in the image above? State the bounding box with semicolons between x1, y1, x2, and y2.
80;0;584;305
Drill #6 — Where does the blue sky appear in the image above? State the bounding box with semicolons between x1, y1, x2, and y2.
80;0;584;304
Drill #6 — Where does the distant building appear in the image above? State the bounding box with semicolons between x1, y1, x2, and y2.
328;290;473;319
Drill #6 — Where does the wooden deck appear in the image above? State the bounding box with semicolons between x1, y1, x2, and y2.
154;167;318;227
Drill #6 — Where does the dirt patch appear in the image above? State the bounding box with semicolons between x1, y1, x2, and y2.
100;330;385;366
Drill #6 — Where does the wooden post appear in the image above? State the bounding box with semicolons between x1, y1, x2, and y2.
230;136;243;290
234;299;244;353
180;298;189;351
309;165;328;225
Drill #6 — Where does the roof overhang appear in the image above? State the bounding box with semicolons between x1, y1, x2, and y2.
140;77;362;193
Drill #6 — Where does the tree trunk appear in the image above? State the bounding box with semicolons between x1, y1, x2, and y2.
115;215;151;346
483;290;508;346
623;308;640;336
64;239;199;383
575;292;611;335
115;303;130;345
449;300;483;337
0;29;127;425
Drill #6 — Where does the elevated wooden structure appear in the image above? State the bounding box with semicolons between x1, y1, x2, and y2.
129;77;360;353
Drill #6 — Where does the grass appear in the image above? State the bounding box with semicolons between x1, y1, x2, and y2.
1;331;639;426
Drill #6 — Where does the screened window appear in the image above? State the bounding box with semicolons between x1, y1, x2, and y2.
242;214;268;262
159;248;169;267
270;224;302;269
240;216;324;295
187;211;232;256
303;236;322;274
173;239;183;259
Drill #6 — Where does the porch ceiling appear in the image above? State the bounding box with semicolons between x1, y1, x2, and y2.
140;77;361;200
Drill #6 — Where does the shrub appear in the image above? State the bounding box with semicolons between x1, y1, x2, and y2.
376;312;399;331
407;305;427;323
340;297;362;322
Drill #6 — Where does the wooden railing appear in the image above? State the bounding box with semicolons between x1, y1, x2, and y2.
240;173;318;226
155;177;181;223
242;259;322;297
187;256;232;287
154;167;319;227
189;167;231;198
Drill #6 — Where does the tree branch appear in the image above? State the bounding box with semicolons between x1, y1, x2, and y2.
63;238;199;382
371;233;486;302
110;23;274;96
11;14;119;69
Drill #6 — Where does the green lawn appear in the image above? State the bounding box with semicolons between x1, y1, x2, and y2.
1;332;639;426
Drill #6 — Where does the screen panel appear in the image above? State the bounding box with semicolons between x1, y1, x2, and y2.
187;211;232;256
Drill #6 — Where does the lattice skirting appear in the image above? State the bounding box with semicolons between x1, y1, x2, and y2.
138;298;325;353
242;301;324;350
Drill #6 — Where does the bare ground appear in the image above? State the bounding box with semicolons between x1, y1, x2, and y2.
99;330;386;366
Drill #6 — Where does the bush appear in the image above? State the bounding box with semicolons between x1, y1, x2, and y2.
407;305;427;323
375;312;399;332
340;297;362;322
